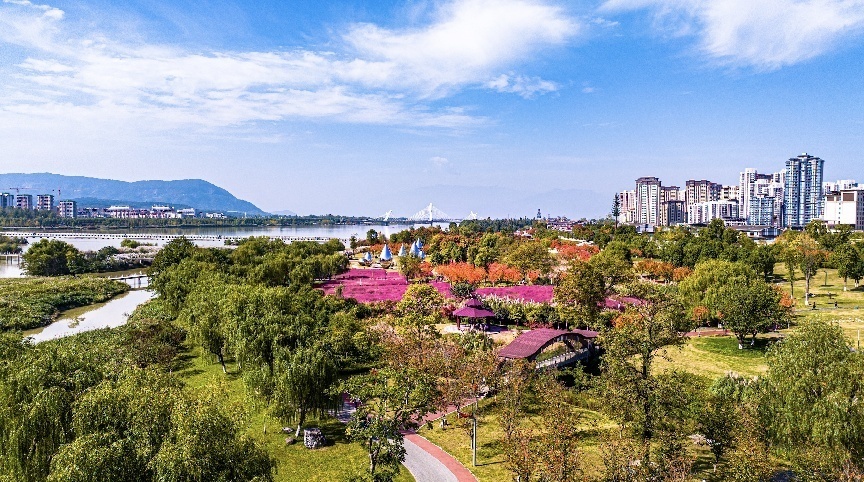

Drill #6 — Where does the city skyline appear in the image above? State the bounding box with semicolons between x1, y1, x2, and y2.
2;0;863;218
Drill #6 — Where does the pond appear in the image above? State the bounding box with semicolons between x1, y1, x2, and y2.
23;289;156;343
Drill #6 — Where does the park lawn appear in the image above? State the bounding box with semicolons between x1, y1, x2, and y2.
655;335;773;379
419;396;719;482
177;345;413;482
774;263;864;309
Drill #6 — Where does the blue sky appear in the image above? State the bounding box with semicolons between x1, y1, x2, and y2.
1;0;863;218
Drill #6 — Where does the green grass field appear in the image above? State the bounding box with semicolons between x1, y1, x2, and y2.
176;346;413;482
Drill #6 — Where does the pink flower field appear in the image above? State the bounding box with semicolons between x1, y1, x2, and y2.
475;285;554;303
319;269;555;303
319;269;451;302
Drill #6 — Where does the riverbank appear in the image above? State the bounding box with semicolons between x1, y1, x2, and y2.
0;276;129;331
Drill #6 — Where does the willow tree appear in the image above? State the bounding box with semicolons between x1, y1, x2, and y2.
274;345;338;437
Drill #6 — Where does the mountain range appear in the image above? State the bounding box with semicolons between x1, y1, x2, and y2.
0;173;266;215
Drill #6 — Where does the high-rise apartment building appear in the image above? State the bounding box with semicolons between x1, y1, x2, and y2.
720;185;740;202
618;190;637;224
661;186;682;203
685;180;720;205
784;153;825;228
36;194;54;211
0;193;13;208
660;200;687;226
688;200;740;225
58;200;77;218
635;177;662;226
15;194;32;210
748;196;775;226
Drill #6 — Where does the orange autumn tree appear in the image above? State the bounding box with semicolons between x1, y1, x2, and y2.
487;263;522;285
554;242;600;262
436;262;487;284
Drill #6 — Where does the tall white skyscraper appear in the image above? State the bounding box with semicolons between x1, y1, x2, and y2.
635;177;661;226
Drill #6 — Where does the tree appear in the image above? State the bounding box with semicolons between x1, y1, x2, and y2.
599;283;698;451
760;320;864;477
831;242;861;291
710;278;788;349
395;284;445;344
792;234;826;305
394;254;418;283
343;367;437;482
366;229;379;245
22;239;80;276
148;237;195;280
503;241;555;278
677;259;757;321
749;243;777;282
273;345;338;437
612;193;621;230
778;232;803;297
554;260;606;329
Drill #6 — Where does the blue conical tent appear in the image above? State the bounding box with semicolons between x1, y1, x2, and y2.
398;244;407;257
363;251;372;262
381;244;392;261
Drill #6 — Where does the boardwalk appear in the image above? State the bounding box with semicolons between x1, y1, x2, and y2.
2;231;352;245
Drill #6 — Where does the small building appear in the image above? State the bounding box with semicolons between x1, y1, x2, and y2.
36;194;54;211
15;194;33;210
823;189;864;231
58;200;77;218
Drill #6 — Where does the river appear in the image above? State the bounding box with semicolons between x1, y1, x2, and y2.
0;223;445;278
23;289;156;343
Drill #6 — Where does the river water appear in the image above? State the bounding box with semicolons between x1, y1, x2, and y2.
0;223;444;278
24;289;156;343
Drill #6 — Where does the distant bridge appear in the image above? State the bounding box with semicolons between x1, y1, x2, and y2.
408;203;462;223
3;232;353;246
499;328;599;370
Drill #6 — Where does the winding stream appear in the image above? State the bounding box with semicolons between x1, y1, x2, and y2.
24;289;156;343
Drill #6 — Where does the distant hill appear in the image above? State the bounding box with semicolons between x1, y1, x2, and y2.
0;173;266;215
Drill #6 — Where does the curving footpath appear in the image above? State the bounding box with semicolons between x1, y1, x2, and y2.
335;395;477;482
402;432;477;482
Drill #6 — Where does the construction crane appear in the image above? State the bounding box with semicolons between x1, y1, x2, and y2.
7;188;21;194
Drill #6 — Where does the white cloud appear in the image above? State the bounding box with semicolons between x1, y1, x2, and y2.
345;0;577;96
602;0;864;69
430;156;449;166
486;73;559;98
0;0;578;135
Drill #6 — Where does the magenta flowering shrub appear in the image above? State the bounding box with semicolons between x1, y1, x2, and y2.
475;285;554;303
319;269;451;302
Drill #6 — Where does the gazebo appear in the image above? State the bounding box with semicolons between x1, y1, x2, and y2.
453;299;495;331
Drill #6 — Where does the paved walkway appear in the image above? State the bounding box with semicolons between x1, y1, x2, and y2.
334;395;477;482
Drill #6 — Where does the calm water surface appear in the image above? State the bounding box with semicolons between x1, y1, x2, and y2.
24;289;156;343
10;223;444;252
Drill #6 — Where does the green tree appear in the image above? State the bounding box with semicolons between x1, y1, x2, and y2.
831;242;861;291
760;320;864;478
792;234;826;305
554;260;606;329
396;284;444;344
22;239;80;276
366;229;379;245
749;243;777;281
273;345;338;437
148;237;196;280
343;366;437;482
710;277;788;349
396;254;422;282
503;241;555;278
598;283;698;458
